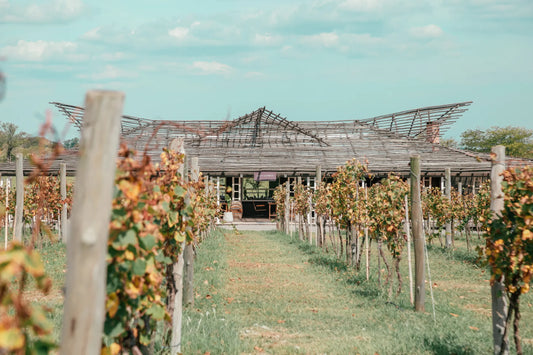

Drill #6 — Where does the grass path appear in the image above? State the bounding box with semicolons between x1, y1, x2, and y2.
183;229;533;355
224;230;366;354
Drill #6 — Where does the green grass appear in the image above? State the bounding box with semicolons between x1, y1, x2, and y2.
178;229;242;354
186;229;532;354
6;227;532;354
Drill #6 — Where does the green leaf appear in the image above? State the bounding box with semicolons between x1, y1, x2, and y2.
174;185;186;197
132;259;147;276
139;234;156;250
146;304;166;320
168;211;178;227
114;229;137;247
104;319;126;338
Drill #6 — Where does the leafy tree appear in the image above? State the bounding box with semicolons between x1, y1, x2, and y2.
460;126;533;159
63;137;79;149
0;122;26;161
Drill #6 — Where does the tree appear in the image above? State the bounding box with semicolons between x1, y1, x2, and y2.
0;123;26;162
460;126;533;159
63;137;79;150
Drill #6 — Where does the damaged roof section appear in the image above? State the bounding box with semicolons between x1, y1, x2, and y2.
41;101;494;177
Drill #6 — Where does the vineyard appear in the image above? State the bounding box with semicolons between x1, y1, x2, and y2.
0;91;531;354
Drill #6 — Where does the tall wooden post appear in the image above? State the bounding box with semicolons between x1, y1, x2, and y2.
316;166;322;247
4;178;8;249
183;157;198;307
445;167;452;248
490;145;509;355
14;153;24;243
411;155;425;312
60;163;68;243
169;138;186;355
284;179;290;235
60;90;124;355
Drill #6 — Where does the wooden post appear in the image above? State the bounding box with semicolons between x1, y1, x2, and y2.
4;178;8;249
284;179;290;235
169;138;186;355
404;195;414;305
183;157;198;307
60;163;68;243
490;145;509;355
60;90;124;355
316;166;322;247
445;167;452;248
14;153;23;243
411;155;425;312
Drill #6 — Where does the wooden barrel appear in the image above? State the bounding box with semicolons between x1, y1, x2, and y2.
230;201;243;220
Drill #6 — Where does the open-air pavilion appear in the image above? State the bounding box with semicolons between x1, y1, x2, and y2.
27;100;496;219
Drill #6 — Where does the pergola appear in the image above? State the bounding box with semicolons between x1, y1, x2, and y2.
46;101;491;178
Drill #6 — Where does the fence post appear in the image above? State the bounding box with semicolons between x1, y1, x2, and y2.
183;157;198;307
445;167;452;248
60;162;68;243
60;90;124;355
411;155;425;312
14;153;24;243
490;145;509;355
284;179;290;235
169;138;186;355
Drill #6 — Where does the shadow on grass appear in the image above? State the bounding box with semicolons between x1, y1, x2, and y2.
426;244;483;267
423;334;476;355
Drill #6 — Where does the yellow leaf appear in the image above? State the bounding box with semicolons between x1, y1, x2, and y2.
119;180;141;201
106;292;119;318
125;281;141;298
0;327;24;350
124;250;135;261
522;229;533;240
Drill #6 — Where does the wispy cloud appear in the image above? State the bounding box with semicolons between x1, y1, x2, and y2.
302;32;339;47
0;0;85;23
192;61;232;75
0;40;81;61
77;64;137;81
410;24;444;39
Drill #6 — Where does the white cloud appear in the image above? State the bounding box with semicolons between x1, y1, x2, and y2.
339;0;383;12
168;27;190;40
192;61;232;75
254;33;282;46
302;32;340;47
0;40;79;61
410;24;444;39
77;65;136;81
82;27;101;40
0;0;85;23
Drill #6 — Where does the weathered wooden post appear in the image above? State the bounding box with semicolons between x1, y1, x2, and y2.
183;157;198;307
404;194;414;305
445;167;452;248
60;90;124;355
490;145;509;355
4;178;8;249
169;138;186;355
411;155;425;312
60;162;68;243
316;165;322;247
284;179;290;235
14;153;24;243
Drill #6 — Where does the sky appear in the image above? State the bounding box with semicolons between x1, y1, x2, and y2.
0;0;532;141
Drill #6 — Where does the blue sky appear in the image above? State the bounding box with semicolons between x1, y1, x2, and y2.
1;0;532;141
